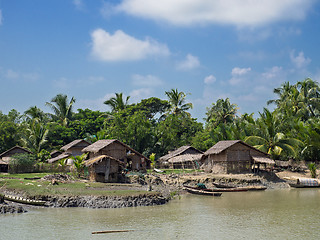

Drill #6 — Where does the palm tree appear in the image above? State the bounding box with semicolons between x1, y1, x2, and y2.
104;93;130;113
165;89;193;116
24;106;47;122
46;94;75;126
206;98;237;127
20;118;49;155
245;108;302;159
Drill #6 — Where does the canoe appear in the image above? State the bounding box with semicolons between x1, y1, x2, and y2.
184;185;248;193
4;195;46;206
183;186;222;196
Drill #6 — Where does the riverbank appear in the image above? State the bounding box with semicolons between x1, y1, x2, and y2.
0;169;313;214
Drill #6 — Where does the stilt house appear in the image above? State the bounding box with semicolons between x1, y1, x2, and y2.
82;139;150;182
202;140;274;174
158;146;203;169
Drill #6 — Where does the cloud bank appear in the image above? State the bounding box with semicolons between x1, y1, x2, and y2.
91;29;170;61
115;0;314;27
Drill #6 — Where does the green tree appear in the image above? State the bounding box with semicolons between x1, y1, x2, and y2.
104;93;130;113
46;94;76;126
245;108;302;159
206;98;238;127
165;89;193;116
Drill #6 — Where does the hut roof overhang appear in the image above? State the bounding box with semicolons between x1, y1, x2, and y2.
159;146;203;162
0;146;32;158
0;159;8;165
204;140;269;157
167;154;203;163
82;139;150;161
60;139;91;151
47;153;71;163
252;156;275;165
84;155;125;167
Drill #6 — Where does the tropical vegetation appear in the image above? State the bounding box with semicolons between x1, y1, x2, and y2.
0;78;320;168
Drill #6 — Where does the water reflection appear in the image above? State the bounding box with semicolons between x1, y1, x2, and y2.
1;189;320;240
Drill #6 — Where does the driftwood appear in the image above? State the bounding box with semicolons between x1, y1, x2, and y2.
92;230;134;234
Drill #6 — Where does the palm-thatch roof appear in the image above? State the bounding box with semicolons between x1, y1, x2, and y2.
47;153;71;163
0;159;8;165
84;155;125;167
204;140;268;156
252;156;275;165
82;139;149;161
0;146;32;158
60;139;91;151
159;146;203;162
167;154;203;163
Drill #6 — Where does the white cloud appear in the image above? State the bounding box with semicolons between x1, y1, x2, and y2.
5;69;39;82
231;67;251;76
176;54;200;71
132;74;163;87
90;28;170;61
290;50;311;69
229;67;251;85
115;0;314;27
204;75;216;84
129;88;154;102
73;0;84;10
262;66;283;79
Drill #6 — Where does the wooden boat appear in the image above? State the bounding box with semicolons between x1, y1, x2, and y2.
183;186;222;196
4;195;46;206
213;183;267;191
184;185;249;193
289;178;320;188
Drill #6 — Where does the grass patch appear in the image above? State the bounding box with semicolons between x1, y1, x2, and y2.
0;173;156;197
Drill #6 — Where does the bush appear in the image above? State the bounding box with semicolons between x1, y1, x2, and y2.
9;153;36;174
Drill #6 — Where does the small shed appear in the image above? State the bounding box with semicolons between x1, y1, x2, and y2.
202;140;273;174
47;139;91;164
82;139;150;182
0;146;32;172
158;146;203;169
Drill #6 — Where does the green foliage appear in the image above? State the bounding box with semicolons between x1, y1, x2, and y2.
149;153;156;168
165;88;193;116
104;92;130;113
308;162;317;178
9;153;36;174
71;153;88;177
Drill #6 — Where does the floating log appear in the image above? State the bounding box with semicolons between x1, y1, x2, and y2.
92;230;135;234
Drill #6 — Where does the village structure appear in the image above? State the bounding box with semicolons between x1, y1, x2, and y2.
0;139;276;182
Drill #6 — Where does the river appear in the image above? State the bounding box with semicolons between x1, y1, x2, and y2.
1;188;320;240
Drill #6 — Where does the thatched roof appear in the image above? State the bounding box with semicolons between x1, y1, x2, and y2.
82;139;149;160
0;146;32;158
47;153;71;163
84;155;125;167
159;146;203;162
61;139;91;151
204;140;268;156
0;159;8;165
167;154;203;163
252;156;275;165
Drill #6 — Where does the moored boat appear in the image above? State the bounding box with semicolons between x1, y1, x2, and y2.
183;186;222;196
4;195;46;206
289;178;320;188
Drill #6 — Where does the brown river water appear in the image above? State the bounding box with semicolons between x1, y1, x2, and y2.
1;188;320;240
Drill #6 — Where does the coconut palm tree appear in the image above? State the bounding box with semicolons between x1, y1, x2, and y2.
104;93;130;113
245;108;302;159
165;89;193;116
206;98;238;127
45;94;75;126
24;106;48;122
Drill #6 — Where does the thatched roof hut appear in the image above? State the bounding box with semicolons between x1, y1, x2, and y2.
202;140;273;174
158;146;203;169
82;139;149;182
0;146;32;173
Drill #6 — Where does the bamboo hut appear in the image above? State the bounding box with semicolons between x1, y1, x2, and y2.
47;139;91;164
0;146;32;172
202;140;274;174
158;146;203;169
82;139;150;182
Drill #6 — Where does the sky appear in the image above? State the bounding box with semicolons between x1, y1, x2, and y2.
1;0;320;121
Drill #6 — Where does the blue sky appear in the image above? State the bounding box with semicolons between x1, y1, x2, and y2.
0;0;320;121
